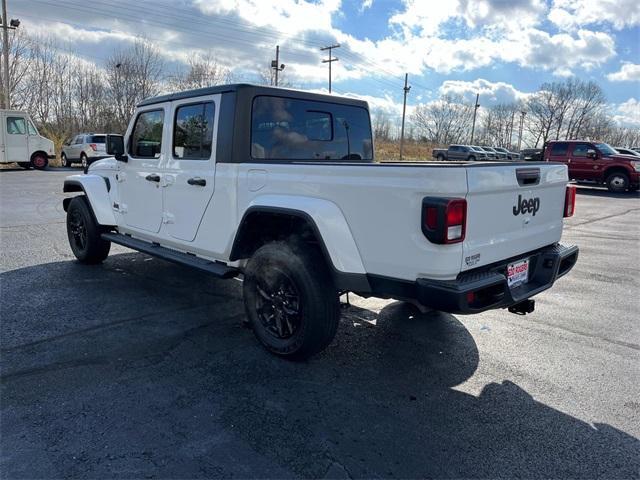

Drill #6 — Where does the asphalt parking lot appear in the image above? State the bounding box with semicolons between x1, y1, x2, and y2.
1;167;639;478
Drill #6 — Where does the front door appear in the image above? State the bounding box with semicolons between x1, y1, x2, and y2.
4;115;29;162
569;142;599;181
118;107;166;234
162;96;218;242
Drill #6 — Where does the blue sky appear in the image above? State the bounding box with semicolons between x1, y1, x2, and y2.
12;0;640;125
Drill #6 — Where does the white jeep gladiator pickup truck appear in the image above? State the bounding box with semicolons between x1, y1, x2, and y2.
63;84;579;359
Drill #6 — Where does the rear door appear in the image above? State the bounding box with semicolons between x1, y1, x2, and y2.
4;115;29;162
462;164;567;271
161;95;218;242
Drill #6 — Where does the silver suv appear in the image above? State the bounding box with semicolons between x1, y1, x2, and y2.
61;134;109;168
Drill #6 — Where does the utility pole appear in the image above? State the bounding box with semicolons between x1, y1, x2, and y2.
320;44;340;93
270;45;285;86
517;110;527;151
399;73;411;161
469;93;480;144
1;0;19;109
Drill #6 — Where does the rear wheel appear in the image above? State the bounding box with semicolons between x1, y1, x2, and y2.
436;154;445;161
30;153;48;170
605;172;629;192
66;196;111;264
243;238;340;360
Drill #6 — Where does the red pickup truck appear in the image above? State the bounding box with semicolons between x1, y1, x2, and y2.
545;140;640;192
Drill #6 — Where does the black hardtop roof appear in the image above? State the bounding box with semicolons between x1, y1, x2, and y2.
546;139;605;143
137;83;370;109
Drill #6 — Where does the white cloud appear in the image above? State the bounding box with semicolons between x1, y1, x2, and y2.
607;63;640;82
549;0;640;31
613;98;640;127
359;0;374;12
439;78;529;105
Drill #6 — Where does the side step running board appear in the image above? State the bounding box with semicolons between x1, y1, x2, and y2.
101;232;239;279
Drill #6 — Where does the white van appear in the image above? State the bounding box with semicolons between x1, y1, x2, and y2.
0;110;55;169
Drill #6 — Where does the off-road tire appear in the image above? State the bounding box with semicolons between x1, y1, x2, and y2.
66;196;111;264
243;238;340;360
605;172;629;192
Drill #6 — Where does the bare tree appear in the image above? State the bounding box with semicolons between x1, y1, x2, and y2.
412;94;472;145
106;38;164;131
168;52;232;92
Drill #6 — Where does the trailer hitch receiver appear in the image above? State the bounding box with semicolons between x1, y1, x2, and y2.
508;299;535;315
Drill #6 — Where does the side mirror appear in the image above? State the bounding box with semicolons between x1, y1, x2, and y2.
586;149;597;159
106;134;127;162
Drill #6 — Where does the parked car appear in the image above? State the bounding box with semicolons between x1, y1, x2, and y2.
61;133;110;168
63;84;578;359
545;140;640;192
432;144;483;161
493;146;520;160
469;145;489;160
521;148;543;161
0;109;55;169
474;146;497;159
614;147;640;157
483;146;508;160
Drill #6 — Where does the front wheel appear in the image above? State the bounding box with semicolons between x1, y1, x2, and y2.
243;239;340;360
81;153;89;170
60;153;69;167
605;172;629;192
468;155;476;161
436;154;445;161
66;196;111;264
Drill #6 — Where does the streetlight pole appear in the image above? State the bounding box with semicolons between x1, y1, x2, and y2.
517;110;527;152
399;73;411;161
469;93;480;144
271;45;285;86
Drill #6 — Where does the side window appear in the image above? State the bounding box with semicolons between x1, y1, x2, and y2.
6;117;26;135
550;142;568;156
572;143;591;157
130;110;164;158
27;121;38;135
250;96;373;161
74;136;83;144
173;102;215;160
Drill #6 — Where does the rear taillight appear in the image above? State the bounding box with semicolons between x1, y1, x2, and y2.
89;143;97;151
422;198;467;244
564;185;576;217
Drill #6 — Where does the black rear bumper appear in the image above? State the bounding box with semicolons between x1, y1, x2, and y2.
413;243;578;314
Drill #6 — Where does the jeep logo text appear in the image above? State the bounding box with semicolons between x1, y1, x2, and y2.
513;194;540;216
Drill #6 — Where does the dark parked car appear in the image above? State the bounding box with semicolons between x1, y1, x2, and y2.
614;147;640;157
521;148;543;161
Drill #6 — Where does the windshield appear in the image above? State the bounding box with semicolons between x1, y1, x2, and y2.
494;147;508;153
595;143;617;156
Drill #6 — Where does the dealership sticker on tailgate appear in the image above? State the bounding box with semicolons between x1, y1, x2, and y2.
507;258;529;288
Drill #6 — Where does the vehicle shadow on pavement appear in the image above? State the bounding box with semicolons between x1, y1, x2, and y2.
575;185;640;198
1;253;638;479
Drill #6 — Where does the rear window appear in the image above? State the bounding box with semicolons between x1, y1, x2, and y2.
88;135;106;143
550;142;569;156
251;96;373;162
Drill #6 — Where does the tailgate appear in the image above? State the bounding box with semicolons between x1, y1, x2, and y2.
462;163;567;271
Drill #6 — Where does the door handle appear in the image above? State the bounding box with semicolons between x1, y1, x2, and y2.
187;177;206;187
145;173;160;182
